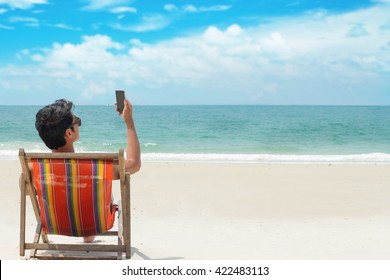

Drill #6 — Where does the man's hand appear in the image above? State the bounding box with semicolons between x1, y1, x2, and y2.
117;99;134;129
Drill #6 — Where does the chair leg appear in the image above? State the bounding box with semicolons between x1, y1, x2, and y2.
125;175;131;259
19;175;26;257
117;201;123;260
41;232;49;243
20;174;48;258
30;221;43;258
24;179;50;244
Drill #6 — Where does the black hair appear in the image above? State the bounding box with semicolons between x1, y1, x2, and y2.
35;99;75;150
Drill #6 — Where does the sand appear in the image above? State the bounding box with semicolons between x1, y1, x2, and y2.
1;160;390;260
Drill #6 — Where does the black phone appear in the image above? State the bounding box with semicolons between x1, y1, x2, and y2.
115;90;125;113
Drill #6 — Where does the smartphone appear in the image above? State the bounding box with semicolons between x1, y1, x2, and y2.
115;90;125;113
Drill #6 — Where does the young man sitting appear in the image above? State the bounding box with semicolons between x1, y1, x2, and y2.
34;98;141;242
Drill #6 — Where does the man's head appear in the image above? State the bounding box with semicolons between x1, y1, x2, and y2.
35;99;81;150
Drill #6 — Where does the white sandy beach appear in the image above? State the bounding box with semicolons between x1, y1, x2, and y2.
1;160;390;260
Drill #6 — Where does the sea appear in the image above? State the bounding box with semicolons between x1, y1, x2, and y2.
1;105;390;163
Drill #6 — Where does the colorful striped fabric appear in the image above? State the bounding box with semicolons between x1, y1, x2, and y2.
31;158;116;237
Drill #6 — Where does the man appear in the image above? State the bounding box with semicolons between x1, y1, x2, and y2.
34;98;141;242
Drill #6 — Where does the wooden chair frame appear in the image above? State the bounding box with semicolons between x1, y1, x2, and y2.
18;148;131;260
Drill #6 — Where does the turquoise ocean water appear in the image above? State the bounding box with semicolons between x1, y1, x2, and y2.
1;105;390;162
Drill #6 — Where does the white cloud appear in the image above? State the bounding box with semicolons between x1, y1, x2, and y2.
226;24;242;36
81;82;109;99
8;16;38;23
110;14;170;32
371;0;390;3
6;16;81;30
129;38;146;47
183;5;197;12
0;8;8;14
55;24;82;31
1;5;390;104
8;16;40;27
31;53;43;61
304;8;328;18
382;41;390;50
30;9;44;13
164;4;231;13
380;20;390;31
110;6;137;13
0;0;47;9
82;0;132;11
37;35;123;69
199;5;231;12
182;4;231;13
347;24;370;37
164;4;177;12
0;24;13;30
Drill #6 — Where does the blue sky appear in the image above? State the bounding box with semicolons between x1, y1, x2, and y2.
0;0;389;105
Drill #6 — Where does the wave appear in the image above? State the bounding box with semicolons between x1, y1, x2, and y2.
143;143;157;147
2;149;390;163
142;153;390;163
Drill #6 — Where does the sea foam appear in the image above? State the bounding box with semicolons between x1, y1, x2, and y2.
2;149;390;163
141;153;390;164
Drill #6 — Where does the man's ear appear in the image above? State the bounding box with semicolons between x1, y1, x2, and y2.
64;128;73;140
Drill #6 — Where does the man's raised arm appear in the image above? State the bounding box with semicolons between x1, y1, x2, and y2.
122;99;141;174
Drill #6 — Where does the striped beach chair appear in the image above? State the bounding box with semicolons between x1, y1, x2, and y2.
18;148;131;259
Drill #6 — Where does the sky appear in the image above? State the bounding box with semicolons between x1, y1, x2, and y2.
0;0;390;105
